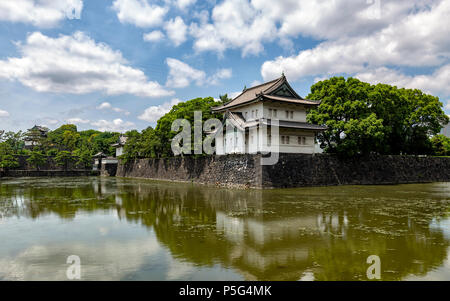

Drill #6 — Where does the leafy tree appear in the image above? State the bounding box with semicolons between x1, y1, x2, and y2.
219;94;232;104
1;131;25;154
153;97;222;157
27;150;46;170
62;130;81;151
430;134;450;156
0;142;19;170
86;131;121;156
120;130;143;163
47;148;58;156
120;127;163;162
307;77;385;156
73;148;93;169
308;77;449;156
55;151;75;171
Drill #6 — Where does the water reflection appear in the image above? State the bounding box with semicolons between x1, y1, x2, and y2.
0;177;449;280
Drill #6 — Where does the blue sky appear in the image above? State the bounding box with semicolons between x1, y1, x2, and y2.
0;0;449;132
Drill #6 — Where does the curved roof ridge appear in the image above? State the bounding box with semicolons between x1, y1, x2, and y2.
230;75;283;102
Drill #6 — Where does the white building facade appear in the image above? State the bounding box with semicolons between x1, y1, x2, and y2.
441;123;450;138
212;75;326;155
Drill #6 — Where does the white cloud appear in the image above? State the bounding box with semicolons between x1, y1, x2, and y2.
445;101;450;110
66;118;90;124
138;98;180;123
166;58;206;88
44;119;59;125
165;17;188;46
250;80;261;87
188;0;435;57
0;32;174;98
0;0;83;27
143;30;165;42
96;102;130;115
210;68;232;85
91;118;135;132
112;0;168;28
260;0;450;99
229;91;242;99
261;1;450;78
355;65;450;97
252;0;428;40
175;0;196;10
0;110;10;118
189;0;277;57
97;102;112;110
165;58;232;88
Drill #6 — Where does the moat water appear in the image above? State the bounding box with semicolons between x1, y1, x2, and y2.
0;177;449;281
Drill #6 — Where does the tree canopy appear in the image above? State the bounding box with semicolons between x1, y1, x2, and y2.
120;97;222;162
307;77;449;156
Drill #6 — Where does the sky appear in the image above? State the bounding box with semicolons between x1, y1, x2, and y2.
0;0;449;133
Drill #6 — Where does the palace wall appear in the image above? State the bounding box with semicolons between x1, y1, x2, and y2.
116;154;450;188
0;155;96;178
116;155;263;188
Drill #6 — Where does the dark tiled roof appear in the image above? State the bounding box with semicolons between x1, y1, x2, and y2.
262;95;320;106
262;119;327;131
212;75;319;112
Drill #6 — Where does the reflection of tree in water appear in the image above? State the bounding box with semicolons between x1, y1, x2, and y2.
1;177;449;280
0;178;115;220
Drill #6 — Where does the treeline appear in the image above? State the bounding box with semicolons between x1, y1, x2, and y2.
0;124;120;170
1;77;449;170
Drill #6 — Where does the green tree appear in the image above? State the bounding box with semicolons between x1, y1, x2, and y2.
27;150;46;170
62;130;81;151
55;151;75;171
219;94;232;104
120;130;143;163
307;77;449;156
307;77;385;156
430;134;450;156
0;142;19;170
154;97;222;157
46;124;78;151
1;131;25;154
73;148;93;169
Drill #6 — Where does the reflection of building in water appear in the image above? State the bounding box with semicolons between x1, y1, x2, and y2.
214;208;349;280
3;177;449;281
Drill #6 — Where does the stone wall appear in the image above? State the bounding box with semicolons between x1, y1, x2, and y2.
116;154;450;189
0;170;99;178
263;153;450;188
116;155;262;188
0;155;94;178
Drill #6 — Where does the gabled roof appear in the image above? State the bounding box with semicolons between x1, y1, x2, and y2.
93;152;107;158
212;75;320;112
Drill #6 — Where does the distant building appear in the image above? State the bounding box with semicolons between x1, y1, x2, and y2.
211;75;327;155
24;125;49;149
441;123;450;138
111;135;128;157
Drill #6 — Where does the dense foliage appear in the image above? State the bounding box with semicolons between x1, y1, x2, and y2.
430;134;450;156
120;97;222;162
0;125;120;170
307;77;449;156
